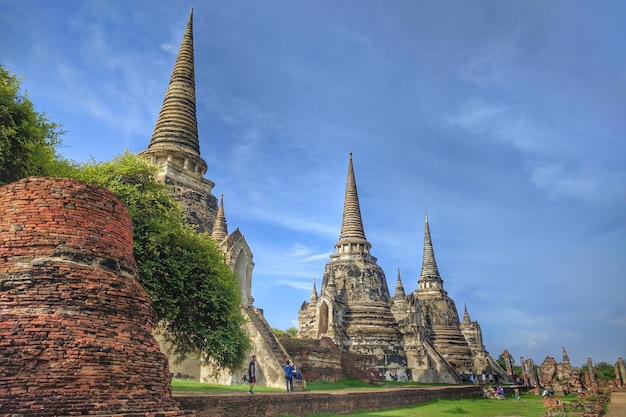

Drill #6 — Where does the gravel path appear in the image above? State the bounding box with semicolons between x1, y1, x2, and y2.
605;391;626;417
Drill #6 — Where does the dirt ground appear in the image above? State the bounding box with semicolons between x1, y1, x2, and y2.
605;391;626;417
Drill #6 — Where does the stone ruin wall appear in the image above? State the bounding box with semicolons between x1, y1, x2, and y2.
163;174;218;235
281;337;385;384
0;177;189;416
538;355;583;395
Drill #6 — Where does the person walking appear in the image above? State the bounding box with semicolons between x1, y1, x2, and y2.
248;355;257;394
284;360;295;392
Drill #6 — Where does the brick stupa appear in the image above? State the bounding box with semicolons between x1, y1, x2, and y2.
0;177;189;416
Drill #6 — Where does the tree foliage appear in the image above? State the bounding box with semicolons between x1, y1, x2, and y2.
273;327;298;339
72;152;251;370
0;66;70;185
497;352;522;376
581;362;615;381
1;66;250;371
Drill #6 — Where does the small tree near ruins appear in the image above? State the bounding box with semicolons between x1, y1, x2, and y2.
72;152;251;370
0;65;72;185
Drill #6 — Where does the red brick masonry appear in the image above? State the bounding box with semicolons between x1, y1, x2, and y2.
0;177;189;417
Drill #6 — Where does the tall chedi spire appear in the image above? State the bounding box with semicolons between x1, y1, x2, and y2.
140;8;217;234
418;212;444;293
300;152;400;357
141;8;208;177
415;212;475;374
334;153;372;256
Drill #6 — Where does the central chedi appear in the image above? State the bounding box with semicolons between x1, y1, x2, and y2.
298;154;508;383
298;153;404;360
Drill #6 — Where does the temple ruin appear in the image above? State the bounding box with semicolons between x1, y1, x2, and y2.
139;9;288;388
139;9;507;385
539;347;583;395
0;177;188;416
297;154;507;382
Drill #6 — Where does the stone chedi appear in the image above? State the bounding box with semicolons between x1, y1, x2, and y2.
412;213;474;372
139;9;217;235
140;9;292;388
0;177;187;416
299;154;507;383
298;154;401;353
139;9;254;310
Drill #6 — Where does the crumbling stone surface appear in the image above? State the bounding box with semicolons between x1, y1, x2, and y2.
0;177;190;416
539;355;583;395
282;336;385;384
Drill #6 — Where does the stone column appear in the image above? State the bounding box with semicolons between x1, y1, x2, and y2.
526;358;539;388
587;358;596;383
503;349;514;376
619;357;626;387
614;362;623;386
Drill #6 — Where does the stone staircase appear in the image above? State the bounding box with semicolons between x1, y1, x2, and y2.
245;307;291;366
244;307;294;388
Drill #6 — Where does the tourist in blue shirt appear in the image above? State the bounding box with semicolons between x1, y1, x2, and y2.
284;360;295;392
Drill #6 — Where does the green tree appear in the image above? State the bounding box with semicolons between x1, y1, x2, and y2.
72;152;251;370
286;327;298;338
273;327;299;338
1;66;250;371
496;352;522;376
273;328;287;338
496;352;515;370
582;362;615;382
0;66;70;185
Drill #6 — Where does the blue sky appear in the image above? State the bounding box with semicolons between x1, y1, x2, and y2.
2;0;624;368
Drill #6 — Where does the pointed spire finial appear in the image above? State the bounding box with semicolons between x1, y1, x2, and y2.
142;8;207;175
334;153;371;255
310;278;318;301
394;268;406;298
463;303;471;323
420;211;441;279
211;194;228;241
418;211;445;292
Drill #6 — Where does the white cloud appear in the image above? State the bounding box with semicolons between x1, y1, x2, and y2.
530;164;626;204
458;38;521;86
276;279;314;291
285;243;311;257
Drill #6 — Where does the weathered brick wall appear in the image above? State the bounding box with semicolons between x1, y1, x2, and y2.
176;385;482;416
0;177;190;416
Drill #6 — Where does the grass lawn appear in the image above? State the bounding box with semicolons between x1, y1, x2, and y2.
171;379;565;416
172;378;283;394
171;378;446;394
301;393;548;417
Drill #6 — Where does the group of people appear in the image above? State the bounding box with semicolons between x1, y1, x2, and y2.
245;355;303;394
462;372;500;385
